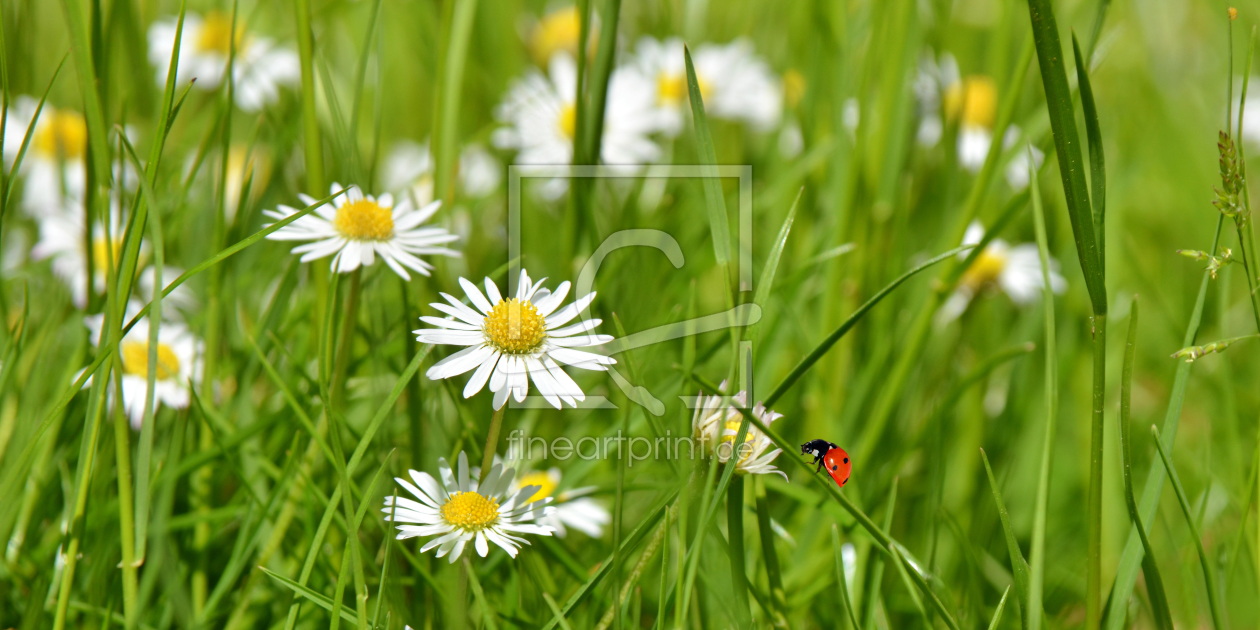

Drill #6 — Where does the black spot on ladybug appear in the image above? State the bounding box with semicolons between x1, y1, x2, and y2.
843;457;848;463
841;477;848;485
831;465;837;471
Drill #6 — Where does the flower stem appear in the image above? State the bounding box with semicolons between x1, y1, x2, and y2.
479;406;505;485
332;268;363;407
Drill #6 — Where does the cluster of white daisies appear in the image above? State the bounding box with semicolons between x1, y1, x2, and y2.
0;6;1077;565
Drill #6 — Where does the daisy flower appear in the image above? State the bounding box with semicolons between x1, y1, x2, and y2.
85;308;202;429
263;183;460;280
491;53;661;198
415;269;615;409
915;54;1000;171
382;140;501;207
937;221;1067;325
147;11;300;111
2;97;86;214
691;385;788;480
633;37;783;136
510;467;610;538
527;5;585;65
382;451;555;563
31;201;140;308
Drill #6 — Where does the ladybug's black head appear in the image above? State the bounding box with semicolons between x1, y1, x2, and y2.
800;439;838;456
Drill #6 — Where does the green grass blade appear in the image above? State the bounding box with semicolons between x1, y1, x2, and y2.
724;475;752;626
684;45;733;293
764;244;974;407
463;558;500;630
262;568;360;625
754;478;786;620
1118;298;1174;630
1073;34;1106;278
294;0;325;194
1028;146;1057;630
750;188;800;345
433;0;478;205
981;449;1031;628
2;54;68;210
578;0;621;169
988;586;1012;630
1104;215;1226;629
540;490;676;630
831;525;862;630
1026;0;1106;314
1151;426;1227;629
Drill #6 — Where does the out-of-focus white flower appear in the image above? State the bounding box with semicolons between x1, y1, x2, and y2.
492;53;661;198
527;5;586;66
383;452;555;563
2;97;86;215
633;37;782;136
691;384;788;480
509;467;609;538
1002;128;1045;190
1233;76;1260;149
84;307;202;429
416;269;615;409
147;11;300;111
937;221;1067;325
382;140;501;206
263;183;460;280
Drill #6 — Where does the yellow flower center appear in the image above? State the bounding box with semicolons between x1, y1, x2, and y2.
196;11;246;55
657;73;711;107
333;199;394;241
92;237;123;273
34;109;88;161
120;340;182;380
441;491;501;531
558;103;577;139
721;419;760;465
783;69;807;109
961;246;1009;290
529;6;583;64
483;298;547;354
515;471;558;503
943;76;997;129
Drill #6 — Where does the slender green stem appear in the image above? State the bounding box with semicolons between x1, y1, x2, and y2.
830;525;861;630
479;406;505;485
1151;426;1228;629
753;477;785;620
332;268;363;407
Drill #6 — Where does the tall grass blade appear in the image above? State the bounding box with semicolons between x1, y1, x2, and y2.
294;0;325;194
262;568;360;625
1104;216;1225;629
1116;298;1174;630
1072;34;1106;277
1151;426;1227;629
981;449;1031;629
764;244;974;407
433;0;478;205
684;45;734;298
831;525;862;630
1028;146;1057;630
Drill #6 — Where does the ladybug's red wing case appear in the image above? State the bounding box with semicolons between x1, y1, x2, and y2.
823;447;851;488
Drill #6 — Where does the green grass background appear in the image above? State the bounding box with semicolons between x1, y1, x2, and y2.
0;0;1258;628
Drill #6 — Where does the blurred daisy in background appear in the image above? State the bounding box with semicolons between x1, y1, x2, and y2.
691;385;788;480
84;307;202;429
936;221;1067;325
382;140;501;207
633;37;783;136
2;97;87;215
944;74;998;170
264;183;460;279
383;452;555;563
492;53;661;199
147;11;300;111
31;200;145;308
527;5;587;66
417;269;615;409
509;467;609;538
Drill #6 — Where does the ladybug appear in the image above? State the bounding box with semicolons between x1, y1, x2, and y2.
800;439;851;488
